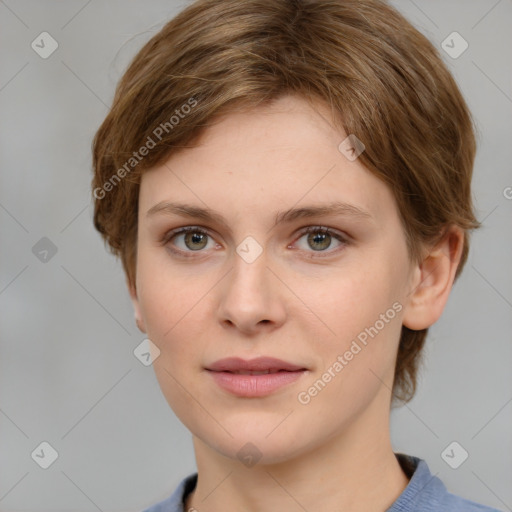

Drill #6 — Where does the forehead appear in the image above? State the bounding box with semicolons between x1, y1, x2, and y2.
138;94;398;226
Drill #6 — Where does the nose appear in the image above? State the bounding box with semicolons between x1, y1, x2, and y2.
216;248;287;336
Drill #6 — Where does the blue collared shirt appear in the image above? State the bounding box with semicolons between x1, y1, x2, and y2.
142;453;503;511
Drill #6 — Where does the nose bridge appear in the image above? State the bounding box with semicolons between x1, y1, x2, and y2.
216;240;286;332
228;245;271;304
230;232;270;289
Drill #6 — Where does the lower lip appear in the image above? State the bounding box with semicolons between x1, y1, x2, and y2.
207;370;306;397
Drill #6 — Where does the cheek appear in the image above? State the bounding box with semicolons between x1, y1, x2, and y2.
135;254;216;375
136;245;206;334
308;256;405;380
136;264;214;420
314;260;399;333
294;277;403;427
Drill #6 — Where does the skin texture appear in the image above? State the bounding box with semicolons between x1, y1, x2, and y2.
129;94;463;512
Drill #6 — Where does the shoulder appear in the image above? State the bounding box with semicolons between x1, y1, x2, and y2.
389;453;503;512
141;473;198;512
440;490;504;512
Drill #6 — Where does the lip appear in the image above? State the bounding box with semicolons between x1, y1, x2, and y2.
206;356;307;372
205;357;308;397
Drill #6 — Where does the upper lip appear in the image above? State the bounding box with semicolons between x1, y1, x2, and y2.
206;357;307;372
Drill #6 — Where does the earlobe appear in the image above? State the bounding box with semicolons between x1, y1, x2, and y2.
402;226;464;331
127;278;146;333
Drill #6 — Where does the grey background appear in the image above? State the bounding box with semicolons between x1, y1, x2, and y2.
0;1;511;511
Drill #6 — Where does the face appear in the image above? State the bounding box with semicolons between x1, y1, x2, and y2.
131;94;417;464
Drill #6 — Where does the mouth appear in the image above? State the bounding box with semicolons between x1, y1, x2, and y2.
205;357;308;397
205;356;307;373
219;369;297;375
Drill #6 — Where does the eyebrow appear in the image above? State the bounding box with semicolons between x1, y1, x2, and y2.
146;200;374;228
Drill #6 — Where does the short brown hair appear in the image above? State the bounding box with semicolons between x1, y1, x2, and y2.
92;0;480;403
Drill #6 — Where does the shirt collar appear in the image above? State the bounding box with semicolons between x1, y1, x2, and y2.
154;453;447;512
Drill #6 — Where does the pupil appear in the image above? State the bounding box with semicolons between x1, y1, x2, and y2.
186;232;207;250
308;231;331;251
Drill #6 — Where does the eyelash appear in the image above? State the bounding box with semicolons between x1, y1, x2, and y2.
161;225;350;259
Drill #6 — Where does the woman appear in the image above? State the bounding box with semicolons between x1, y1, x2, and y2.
91;0;501;510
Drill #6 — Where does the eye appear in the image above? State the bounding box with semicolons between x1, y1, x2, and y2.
292;226;348;256
163;226;218;256
162;225;349;259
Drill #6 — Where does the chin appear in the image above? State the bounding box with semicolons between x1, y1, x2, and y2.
193;421;315;467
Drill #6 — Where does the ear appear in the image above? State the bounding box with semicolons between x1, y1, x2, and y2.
402;226;464;331
127;278;146;333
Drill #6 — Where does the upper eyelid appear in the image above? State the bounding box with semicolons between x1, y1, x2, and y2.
162;225;212;243
293;226;349;248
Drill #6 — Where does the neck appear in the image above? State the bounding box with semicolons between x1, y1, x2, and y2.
185;394;410;512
